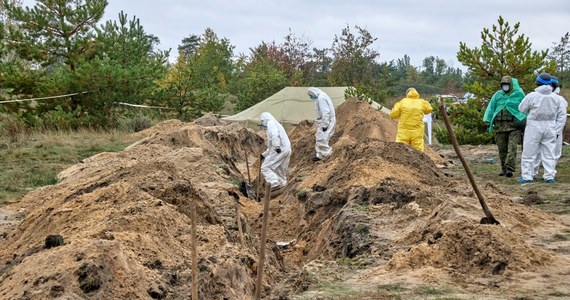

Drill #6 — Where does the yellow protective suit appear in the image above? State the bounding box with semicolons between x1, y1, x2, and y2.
389;88;433;151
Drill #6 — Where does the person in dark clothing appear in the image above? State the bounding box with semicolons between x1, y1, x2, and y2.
483;76;527;177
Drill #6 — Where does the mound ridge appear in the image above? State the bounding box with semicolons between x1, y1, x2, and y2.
0;99;567;299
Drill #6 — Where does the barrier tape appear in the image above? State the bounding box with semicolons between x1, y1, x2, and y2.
0;91;90;104
0;92;173;110
114;102;174;110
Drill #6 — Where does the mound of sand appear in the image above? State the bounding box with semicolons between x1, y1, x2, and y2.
262;99;568;297
0;99;568;299
0;121;273;299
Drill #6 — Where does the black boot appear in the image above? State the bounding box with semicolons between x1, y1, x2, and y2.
499;170;506;176
505;168;513;178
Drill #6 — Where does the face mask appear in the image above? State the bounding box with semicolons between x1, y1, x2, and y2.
501;84;510;92
260;124;267;130
309;95;317;101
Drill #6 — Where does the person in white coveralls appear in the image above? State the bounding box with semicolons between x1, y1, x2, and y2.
307;87;336;162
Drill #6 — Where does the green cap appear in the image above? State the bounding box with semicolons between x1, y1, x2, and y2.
500;76;512;85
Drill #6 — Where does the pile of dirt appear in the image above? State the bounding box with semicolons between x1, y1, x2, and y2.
0;120;274;299
130;119;187;139
0;99;568;299
263;99;567;297
194;112;228;127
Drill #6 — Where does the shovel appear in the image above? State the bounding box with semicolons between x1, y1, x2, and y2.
438;102;500;225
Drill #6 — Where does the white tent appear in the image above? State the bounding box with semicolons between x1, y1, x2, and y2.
222;87;389;129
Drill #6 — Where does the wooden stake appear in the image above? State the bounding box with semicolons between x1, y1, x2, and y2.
255;183;272;299
236;200;245;246
438;104;500;225
191;204;199;299
244;145;252;185
256;158;263;202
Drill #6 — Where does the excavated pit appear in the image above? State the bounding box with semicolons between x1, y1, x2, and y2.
0;99;568;299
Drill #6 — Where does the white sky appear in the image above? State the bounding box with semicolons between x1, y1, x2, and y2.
21;0;570;69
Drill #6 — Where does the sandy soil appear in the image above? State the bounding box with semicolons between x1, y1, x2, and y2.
0;99;569;299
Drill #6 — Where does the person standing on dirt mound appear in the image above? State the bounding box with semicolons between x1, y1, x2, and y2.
483;76;526;178
308;87;336;162
389;87;433;151
517;72;566;184
259;112;291;192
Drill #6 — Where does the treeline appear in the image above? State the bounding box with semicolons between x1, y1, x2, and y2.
1;1;569;133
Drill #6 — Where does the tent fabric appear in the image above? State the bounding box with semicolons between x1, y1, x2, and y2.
222;87;389;129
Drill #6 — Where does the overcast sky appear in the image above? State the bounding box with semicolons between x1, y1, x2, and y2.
22;0;570;68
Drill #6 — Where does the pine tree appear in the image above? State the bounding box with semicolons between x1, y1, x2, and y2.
3;0;107;71
548;32;570;83
457;16;554;98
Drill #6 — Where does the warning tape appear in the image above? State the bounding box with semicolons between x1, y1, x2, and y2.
0;91;173;110
114;102;174;110
0;91;90;104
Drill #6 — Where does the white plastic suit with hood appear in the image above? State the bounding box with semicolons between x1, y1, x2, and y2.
518;85;567;181
260;112;291;188
552;87;567;163
308;87;336;159
531;86;568;177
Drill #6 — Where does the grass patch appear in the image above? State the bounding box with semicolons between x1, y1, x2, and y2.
414;284;453;295
440;145;570;214
553;230;570;241
377;282;407;293
351;204;369;212
355;223;369;234
313;282;361;298
336;256;372;268
0;129;139;204
295;188;307;201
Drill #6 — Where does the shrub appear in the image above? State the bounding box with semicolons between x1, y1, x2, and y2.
40;106;85;130
117;115;153;132
0;113;30;142
434;98;493;145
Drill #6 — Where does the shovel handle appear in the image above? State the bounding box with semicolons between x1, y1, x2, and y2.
438;103;500;225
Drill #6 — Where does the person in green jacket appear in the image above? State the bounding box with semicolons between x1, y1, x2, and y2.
483;76;527;177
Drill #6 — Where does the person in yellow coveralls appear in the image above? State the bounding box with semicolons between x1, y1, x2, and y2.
389;87;433;151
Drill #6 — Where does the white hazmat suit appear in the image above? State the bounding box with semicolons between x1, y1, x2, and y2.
554;87;568;162
518;85;567;181
308;87;336;160
532;87;568;177
260;112;291;188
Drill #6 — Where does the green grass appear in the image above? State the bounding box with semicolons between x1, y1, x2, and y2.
313;282;362;298
443;145;570;214
376;283;407;293
0;129;140;204
295;188;307;200
414;284;453;296
351;204;369;213
553;229;570;241
336;256;373;268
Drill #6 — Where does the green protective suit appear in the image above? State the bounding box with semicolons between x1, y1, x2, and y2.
390;88;433;151
483;77;527;132
482;77;526;173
